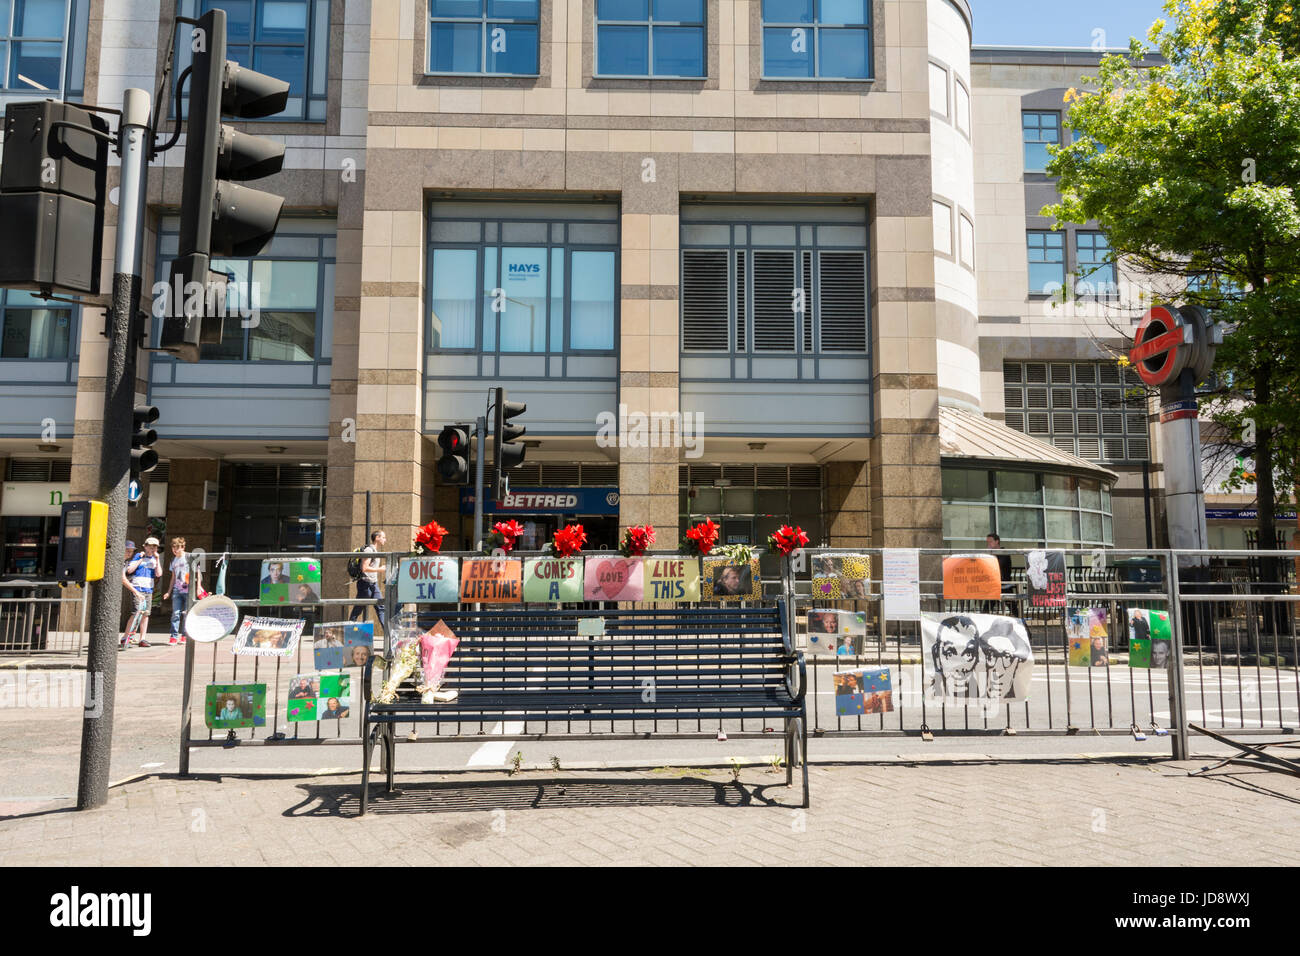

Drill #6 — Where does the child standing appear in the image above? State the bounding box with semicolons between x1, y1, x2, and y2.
162;537;194;645
122;537;163;648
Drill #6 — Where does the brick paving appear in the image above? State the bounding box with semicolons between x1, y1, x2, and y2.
1;758;1297;865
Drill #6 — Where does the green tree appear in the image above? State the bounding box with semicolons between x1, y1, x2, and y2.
1046;0;1300;579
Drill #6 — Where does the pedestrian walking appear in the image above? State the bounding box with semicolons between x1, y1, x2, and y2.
350;530;387;633
122;537;163;648
162;536;196;645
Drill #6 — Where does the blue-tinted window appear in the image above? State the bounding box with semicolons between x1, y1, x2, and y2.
596;0;704;77
0;289;73;359
1;0;88;94
154;219;334;362
1023;111;1060;172
429;0;538;75
761;0;870;79
1075;232;1115;297
1027;231;1065;294
428;208;619;355
176;0;329;120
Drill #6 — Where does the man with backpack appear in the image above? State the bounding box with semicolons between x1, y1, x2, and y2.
349;530;387;633
122;537;163;648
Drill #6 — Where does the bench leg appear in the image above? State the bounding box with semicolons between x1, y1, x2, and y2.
784;718;794;788
384;723;397;793
799;715;810;809
360;723;376;816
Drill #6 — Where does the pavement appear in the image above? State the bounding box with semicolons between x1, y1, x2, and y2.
4;641;1300;865
1;758;1298;866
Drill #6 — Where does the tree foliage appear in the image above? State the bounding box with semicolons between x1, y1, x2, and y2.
1046;0;1300;554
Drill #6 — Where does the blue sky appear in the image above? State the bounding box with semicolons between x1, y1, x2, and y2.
971;0;1171;48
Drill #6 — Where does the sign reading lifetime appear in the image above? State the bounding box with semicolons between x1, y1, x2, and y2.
397;556;459;603
459;557;522;603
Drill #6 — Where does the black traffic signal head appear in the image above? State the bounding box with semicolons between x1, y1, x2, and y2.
0;100;108;295
437;424;471;485
161;7;289;363
492;387;527;499
131;405;160;480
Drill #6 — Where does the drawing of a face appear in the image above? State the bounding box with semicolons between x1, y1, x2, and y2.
1027;551;1049;590
979;618;1033;700
932;616;980;695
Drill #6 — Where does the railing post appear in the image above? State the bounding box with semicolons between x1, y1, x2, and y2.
1165;550;1191;760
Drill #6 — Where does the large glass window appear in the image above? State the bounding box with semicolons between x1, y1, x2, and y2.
680;205;869;354
1023;110;1060;172
1;0;86;96
1003;361;1150;463
943;465;1114;550
596;0;704;77
1075;231;1116;297
429;0;538;75
174;0;329;120
762;0;871;79
1027;230;1064;294
428;202;619;355
154;218;335;362
0;289;73;358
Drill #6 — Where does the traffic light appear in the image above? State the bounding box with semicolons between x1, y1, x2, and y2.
437;424;471;485
160;7;290;362
131;405;160;483
0;100;108;295
492;387;526;500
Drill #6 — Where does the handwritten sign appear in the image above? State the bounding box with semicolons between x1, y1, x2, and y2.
458;558;522;603
583;556;644;601
1026;549;1066;609
881;549;921;621
942;554;1002;601
523;557;583;602
397;556;460;604
643;557;701;602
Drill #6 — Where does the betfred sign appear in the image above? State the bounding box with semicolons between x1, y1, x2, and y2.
459;486;620;515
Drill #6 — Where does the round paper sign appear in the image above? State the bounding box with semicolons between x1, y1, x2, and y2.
185;595;241;643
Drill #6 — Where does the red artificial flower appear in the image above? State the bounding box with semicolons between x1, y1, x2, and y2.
767;524;809;556
550;523;587;557
683;519;719;556
486;520;526;553
413;519;448;554
620;524;656;557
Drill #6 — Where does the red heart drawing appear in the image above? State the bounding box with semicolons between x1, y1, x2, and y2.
591;558;632;599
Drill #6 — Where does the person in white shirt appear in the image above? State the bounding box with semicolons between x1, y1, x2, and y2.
121;537;163;648
162;536;198;646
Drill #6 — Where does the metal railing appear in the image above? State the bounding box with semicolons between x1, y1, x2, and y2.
175;547;1300;772
0;585;87;654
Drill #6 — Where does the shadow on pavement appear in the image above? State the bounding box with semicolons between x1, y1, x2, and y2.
285;774;800;817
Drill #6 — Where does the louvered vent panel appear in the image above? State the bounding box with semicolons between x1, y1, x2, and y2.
1026;388;1049;409
1053;413;1074;433
1004;413;1025;432
1077;438;1101;459
753;250;796;351
1103;438;1127;460
789;466;822;488
723;465;756;486
818;251;868;351
1077;412;1100;434
681;249;730;350
1126;438;1149;460
1050;363;1072;384
1027;413;1050;434
581;463;619;484
1051;387;1073;407
1026;363;1048;384
756;466;789;485
734;250;746;352
1004;388;1023;409
1003;363;1023;384
542;464;578;484
802;250;814;352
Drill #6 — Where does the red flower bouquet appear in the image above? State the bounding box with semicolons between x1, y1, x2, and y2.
767;524;809;556
620;524;655;557
483;519;525;554
682;518;719;556
413;519;448;555
549;523;587;557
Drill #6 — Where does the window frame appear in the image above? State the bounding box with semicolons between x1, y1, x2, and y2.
942;464;1115;550
760;0;874;81
173;0;330;123
0;0;86;97
1027;229;1065;296
1022;109;1061;173
1075;230;1117;299
0;289;78;362
427;0;541;77
153;216;336;364
426;207;621;357
594;0;707;79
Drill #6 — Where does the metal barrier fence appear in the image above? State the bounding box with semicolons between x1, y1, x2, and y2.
0;587;86;654
176;547;1300;772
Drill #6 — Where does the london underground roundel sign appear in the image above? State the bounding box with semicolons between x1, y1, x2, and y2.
1130;305;1191;387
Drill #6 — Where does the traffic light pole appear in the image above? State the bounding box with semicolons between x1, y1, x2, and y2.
77;88;152;811
473;414;487;550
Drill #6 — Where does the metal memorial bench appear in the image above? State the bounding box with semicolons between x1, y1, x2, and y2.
359;603;808;813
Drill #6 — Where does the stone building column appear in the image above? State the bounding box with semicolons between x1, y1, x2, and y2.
827;462;871;548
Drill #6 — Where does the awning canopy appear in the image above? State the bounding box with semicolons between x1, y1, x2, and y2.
938;406;1120;484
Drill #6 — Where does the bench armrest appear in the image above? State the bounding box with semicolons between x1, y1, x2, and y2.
785;651;807;702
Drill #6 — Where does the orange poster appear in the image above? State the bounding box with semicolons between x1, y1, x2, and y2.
458;557;523;603
942;554;1002;601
